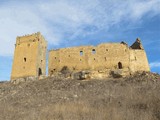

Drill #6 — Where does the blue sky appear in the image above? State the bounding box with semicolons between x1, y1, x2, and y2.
0;0;160;80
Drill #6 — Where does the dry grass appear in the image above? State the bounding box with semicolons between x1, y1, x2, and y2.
0;72;160;120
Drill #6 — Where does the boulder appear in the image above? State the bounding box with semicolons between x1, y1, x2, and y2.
111;70;123;78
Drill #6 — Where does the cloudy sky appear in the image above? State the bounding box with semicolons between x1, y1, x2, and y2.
0;0;160;80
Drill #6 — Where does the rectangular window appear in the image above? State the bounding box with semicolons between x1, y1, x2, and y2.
80;51;83;56
92;49;96;54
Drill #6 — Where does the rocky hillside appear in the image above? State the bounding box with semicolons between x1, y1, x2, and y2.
0;72;160;120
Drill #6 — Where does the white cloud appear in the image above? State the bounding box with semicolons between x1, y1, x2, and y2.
0;0;160;56
150;62;160;68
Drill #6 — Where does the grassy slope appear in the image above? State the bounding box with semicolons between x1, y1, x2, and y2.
0;72;160;120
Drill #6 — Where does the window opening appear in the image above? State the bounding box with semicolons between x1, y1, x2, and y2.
118;62;122;69
80;51;83;56
24;57;26;62
38;68;42;76
51;70;54;75
92;49;96;54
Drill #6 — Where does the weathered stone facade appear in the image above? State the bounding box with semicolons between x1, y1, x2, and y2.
49;38;150;78
11;32;150;80
11;32;47;80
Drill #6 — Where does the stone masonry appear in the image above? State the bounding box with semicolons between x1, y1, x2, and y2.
11;32;150;80
48;38;150;78
11;32;47;80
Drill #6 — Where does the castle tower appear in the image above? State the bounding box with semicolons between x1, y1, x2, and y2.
11;32;47;80
129;38;150;73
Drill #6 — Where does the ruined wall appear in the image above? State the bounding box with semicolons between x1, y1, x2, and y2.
49;38;150;77
11;32;47;80
129;49;150;73
48;43;130;76
11;34;149;80
129;38;150;73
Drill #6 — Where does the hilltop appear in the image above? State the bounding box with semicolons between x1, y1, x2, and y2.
0;72;160;120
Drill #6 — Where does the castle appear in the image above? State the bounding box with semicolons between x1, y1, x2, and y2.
11;32;150;80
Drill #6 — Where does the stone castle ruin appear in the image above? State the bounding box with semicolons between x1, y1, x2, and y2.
11;32;47;80
49;38;150;79
11;32;150;81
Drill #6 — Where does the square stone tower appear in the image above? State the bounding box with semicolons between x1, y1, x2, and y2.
11;32;47;80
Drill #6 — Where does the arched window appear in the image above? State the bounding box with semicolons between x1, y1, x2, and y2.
118;62;122;69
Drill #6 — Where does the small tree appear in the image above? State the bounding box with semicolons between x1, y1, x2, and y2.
61;66;70;74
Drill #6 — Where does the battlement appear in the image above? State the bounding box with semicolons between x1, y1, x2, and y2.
17;32;41;38
16;32;46;45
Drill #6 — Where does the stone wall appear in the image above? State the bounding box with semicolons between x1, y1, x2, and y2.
129;49;150;73
49;42;130;76
10;34;150;80
11;32;47;80
48;39;150;77
129;38;150;73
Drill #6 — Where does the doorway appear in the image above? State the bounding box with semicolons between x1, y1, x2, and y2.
38;68;42;76
118;62;122;69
